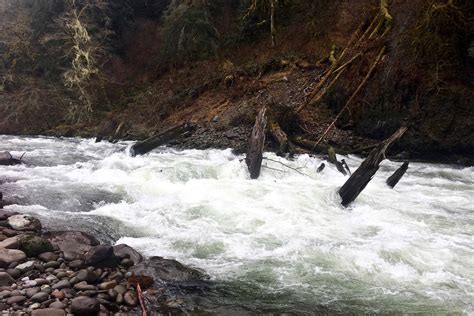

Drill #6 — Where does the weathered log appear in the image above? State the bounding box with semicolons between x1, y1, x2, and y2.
341;159;351;176
316;163;325;173
386;162;409;188
339;127;408;206
269;122;289;154
246;107;267;179
130;123;196;156
0;152;22;166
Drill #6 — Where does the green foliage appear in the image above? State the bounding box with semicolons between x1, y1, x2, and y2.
162;1;219;62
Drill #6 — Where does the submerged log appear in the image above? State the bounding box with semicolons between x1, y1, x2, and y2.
246;107;267;179
386;162;409;188
0;152;22;166
339;127;407;206
269;122;289;155
130;123;196;156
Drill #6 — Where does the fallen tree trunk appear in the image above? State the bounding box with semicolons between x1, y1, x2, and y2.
338;127;407;206
269;122;289;155
386;162;409;188
130;123;196;156
246;107;267;179
0;152;22;166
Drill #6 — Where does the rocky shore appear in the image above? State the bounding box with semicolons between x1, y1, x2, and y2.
0;210;209;315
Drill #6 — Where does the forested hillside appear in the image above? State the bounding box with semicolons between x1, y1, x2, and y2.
1;0;473;163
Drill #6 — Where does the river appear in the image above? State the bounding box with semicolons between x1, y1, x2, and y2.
1;135;473;315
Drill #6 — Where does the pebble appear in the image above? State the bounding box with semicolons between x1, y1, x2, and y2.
38;252;59;262
26;287;40;298
0;290;11;298
29;302;41;310
124;291;138;306
107;289;118;300
71;296;100;316
6;295;27;305
52;279;70;290
99;280;117;290
113;284;127;295
76;269;98;283
31;291;49;302
34;278;48;286
51;290;65;300
0;271;15;286
115;293;123;304
44;261;60;269
46;275;58;282
121;258;134;268
49;300;65;309
69;259;83;269
74;281;96;291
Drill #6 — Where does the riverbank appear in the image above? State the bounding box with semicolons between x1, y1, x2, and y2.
0;209;210;315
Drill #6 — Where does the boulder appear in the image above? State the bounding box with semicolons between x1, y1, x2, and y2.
113;244;143;265
0;152;22;166
0;235;23;249
45;231;99;256
7;215;42;232
19;236;54;257
70;296;100;316
0;248;26;268
129;256;207;283
84;245;115;266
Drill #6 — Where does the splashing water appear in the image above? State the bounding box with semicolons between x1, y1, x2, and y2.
1;135;473;314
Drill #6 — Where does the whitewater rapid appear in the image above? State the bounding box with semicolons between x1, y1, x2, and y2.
1;135;473;314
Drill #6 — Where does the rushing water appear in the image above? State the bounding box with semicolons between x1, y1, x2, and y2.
0;135;473;315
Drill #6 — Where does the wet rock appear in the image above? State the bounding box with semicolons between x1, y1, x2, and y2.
123;291;138;307
76;269;98;283
113;244;143;265
0;248;26;268
71;296;100;316
0;209;19;221
69;259;84;269
120;258;134;268
25;287;40;298
51;280;70;290
130;256;206;283
31;291;49;303
6;268;21;279
6;295;27;305
0;235;23;249
19;236;54;257
62;251;82;262
2;228;19;237
16;260;36;273
45;231;99;255
84;245;114;266
38;252;58;262
0;152;22;166
8;215;42;232
0;271;15;286
32;308;66;316
44;261;60;269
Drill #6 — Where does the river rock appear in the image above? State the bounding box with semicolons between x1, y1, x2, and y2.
113;284;127;295
6;295;27;305
45;231;99;255
69;259;84;269
0;235;23;249
32;308;66;316
38;252;58;262
51;280;70;290
71;296;100;316
16;260;35;273
0;271;15;286
0;152;22;166
76;269;98;283
49;300;66;309
0;209;19;221
31;291;49;303
123;291;138;307
44;261;60;269
99;280;117;290
0;248;26;268
113;244;143;265
7;268;21;279
74;281;96;291
50;290;65;300
84;245;114;266
7;215;42;231
25;287;40;298
130;256;206;283
20;236;54;257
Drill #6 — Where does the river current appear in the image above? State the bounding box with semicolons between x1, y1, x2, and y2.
0;135;473;315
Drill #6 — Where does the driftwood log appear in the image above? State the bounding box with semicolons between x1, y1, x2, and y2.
0;152;22;166
269;122;289;155
246;107;267;179
386;162;409;188
339;127;408;206
130;123;196;156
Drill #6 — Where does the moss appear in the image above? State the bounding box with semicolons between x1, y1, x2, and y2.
20;236;54;257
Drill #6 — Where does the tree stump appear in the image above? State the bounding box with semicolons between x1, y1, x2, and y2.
246;107;267;179
386;162;409;188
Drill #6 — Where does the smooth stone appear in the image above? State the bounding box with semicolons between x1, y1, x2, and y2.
45;231;99;255
113;244;143;265
73;281;96;291
69;276;80;285
16;261;35;273
31;291;49;303
25;287;40;298
98;280;117;290
0;235;23;249
76;270;98;283
6;268;21;279
120;258;134;268
56;272;68;279
115;293;123;304
51;280;70;290
7;215;42;232
29;302;41;310
70;296;100;316
20;236;53;257
50;290;65;300
107;289;118;300
84;245;114;265
44;261;60;269
108;271;123;282
123;291;138;306
62;251;82;262
45;267;54;273
113;285;127;295
6;295;27;305
34;278;48;286
96;293;110;301
0;248;26;268
69;259;84;269
49;300;65;309
38;252;58;263
2;228;19;237
24;280;38;288
46;275;58;282
0;290;11;298
32;308;66;316
0;271;15;286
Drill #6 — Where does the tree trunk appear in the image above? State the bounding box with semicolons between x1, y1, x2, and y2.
246;107;267;179
269;122;288;154
386;162;409;188
338;127;407;206
130;123;196;156
0;152;22;166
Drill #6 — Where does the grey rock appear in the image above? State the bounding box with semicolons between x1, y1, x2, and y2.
98;280;117;290
6;268;21;279
73;281;96;291
115;293;123;304
0;235;23;249
62;251;82;262
124;291;138;306
120;258;134;268
32;308;66;316
113;244;143;265
6;295;27;305
107;289;118;300
31;291;49;303
68;259;83;269
45;231;98;255
49;301;65;309
50;290;65;300
113;285;127;295
25;287;40;298
76;269;98;283
16;260;35;273
51;280;70;290
33;278;48;286
7;215;42;232
19;236;54;257
84;245;114;265
70;296;100;316
0;248;26;268
38;252;58;262
0;271;15;286
0;290;11;298
44;261;60;269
